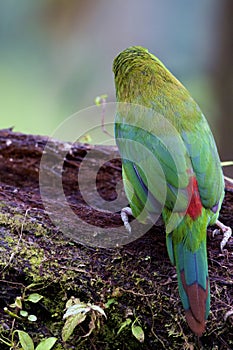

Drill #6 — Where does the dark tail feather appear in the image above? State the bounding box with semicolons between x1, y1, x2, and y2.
174;240;210;336
181;271;209;335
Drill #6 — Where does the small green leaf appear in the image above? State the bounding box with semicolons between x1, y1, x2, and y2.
15;296;23;309
95;94;108;106
65;297;78;309
35;337;57;350
105;298;117;308
63;304;90;319
131;325;144;343
17;330;34;350
89;304;107;318
117;318;132;335
9;302;17;308
79;134;92;143
20;310;29;317
26;293;43;303
28;315;37;322
62;313;87;342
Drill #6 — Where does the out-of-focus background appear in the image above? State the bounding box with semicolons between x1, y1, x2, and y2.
0;0;232;173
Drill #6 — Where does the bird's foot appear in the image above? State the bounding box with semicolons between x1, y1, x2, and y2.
121;207;133;233
212;220;232;251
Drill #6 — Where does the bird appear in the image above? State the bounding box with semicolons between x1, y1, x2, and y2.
113;46;231;336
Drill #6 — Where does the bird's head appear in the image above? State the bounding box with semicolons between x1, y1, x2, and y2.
112;46;173;103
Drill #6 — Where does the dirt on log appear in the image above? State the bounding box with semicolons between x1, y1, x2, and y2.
0;128;232;350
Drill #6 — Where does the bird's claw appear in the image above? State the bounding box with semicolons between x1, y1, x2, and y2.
213;220;232;251
121;207;133;233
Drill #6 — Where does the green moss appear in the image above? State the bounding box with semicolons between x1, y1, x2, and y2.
0;210;48;238
0;206;61;283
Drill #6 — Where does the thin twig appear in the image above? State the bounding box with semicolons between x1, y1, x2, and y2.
224;175;233;184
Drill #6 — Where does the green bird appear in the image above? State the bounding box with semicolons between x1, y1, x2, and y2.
113;46;231;336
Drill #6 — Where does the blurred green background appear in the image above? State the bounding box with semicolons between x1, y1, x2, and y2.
0;0;232;171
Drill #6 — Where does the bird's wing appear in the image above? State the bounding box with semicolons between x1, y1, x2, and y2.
115;108;192;221
181;114;224;211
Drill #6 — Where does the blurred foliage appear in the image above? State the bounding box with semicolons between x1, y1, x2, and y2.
1;0;231;165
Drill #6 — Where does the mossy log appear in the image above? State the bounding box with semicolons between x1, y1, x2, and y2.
0;128;232;350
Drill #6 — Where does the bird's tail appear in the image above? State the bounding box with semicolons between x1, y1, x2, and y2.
167;223;210;336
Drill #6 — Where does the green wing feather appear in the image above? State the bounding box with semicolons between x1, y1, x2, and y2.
181;116;224;210
115;112;191;218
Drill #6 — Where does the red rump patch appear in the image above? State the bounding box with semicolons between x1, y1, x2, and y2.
186;176;202;220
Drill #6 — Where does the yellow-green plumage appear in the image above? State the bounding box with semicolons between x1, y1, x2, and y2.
113;46;224;335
